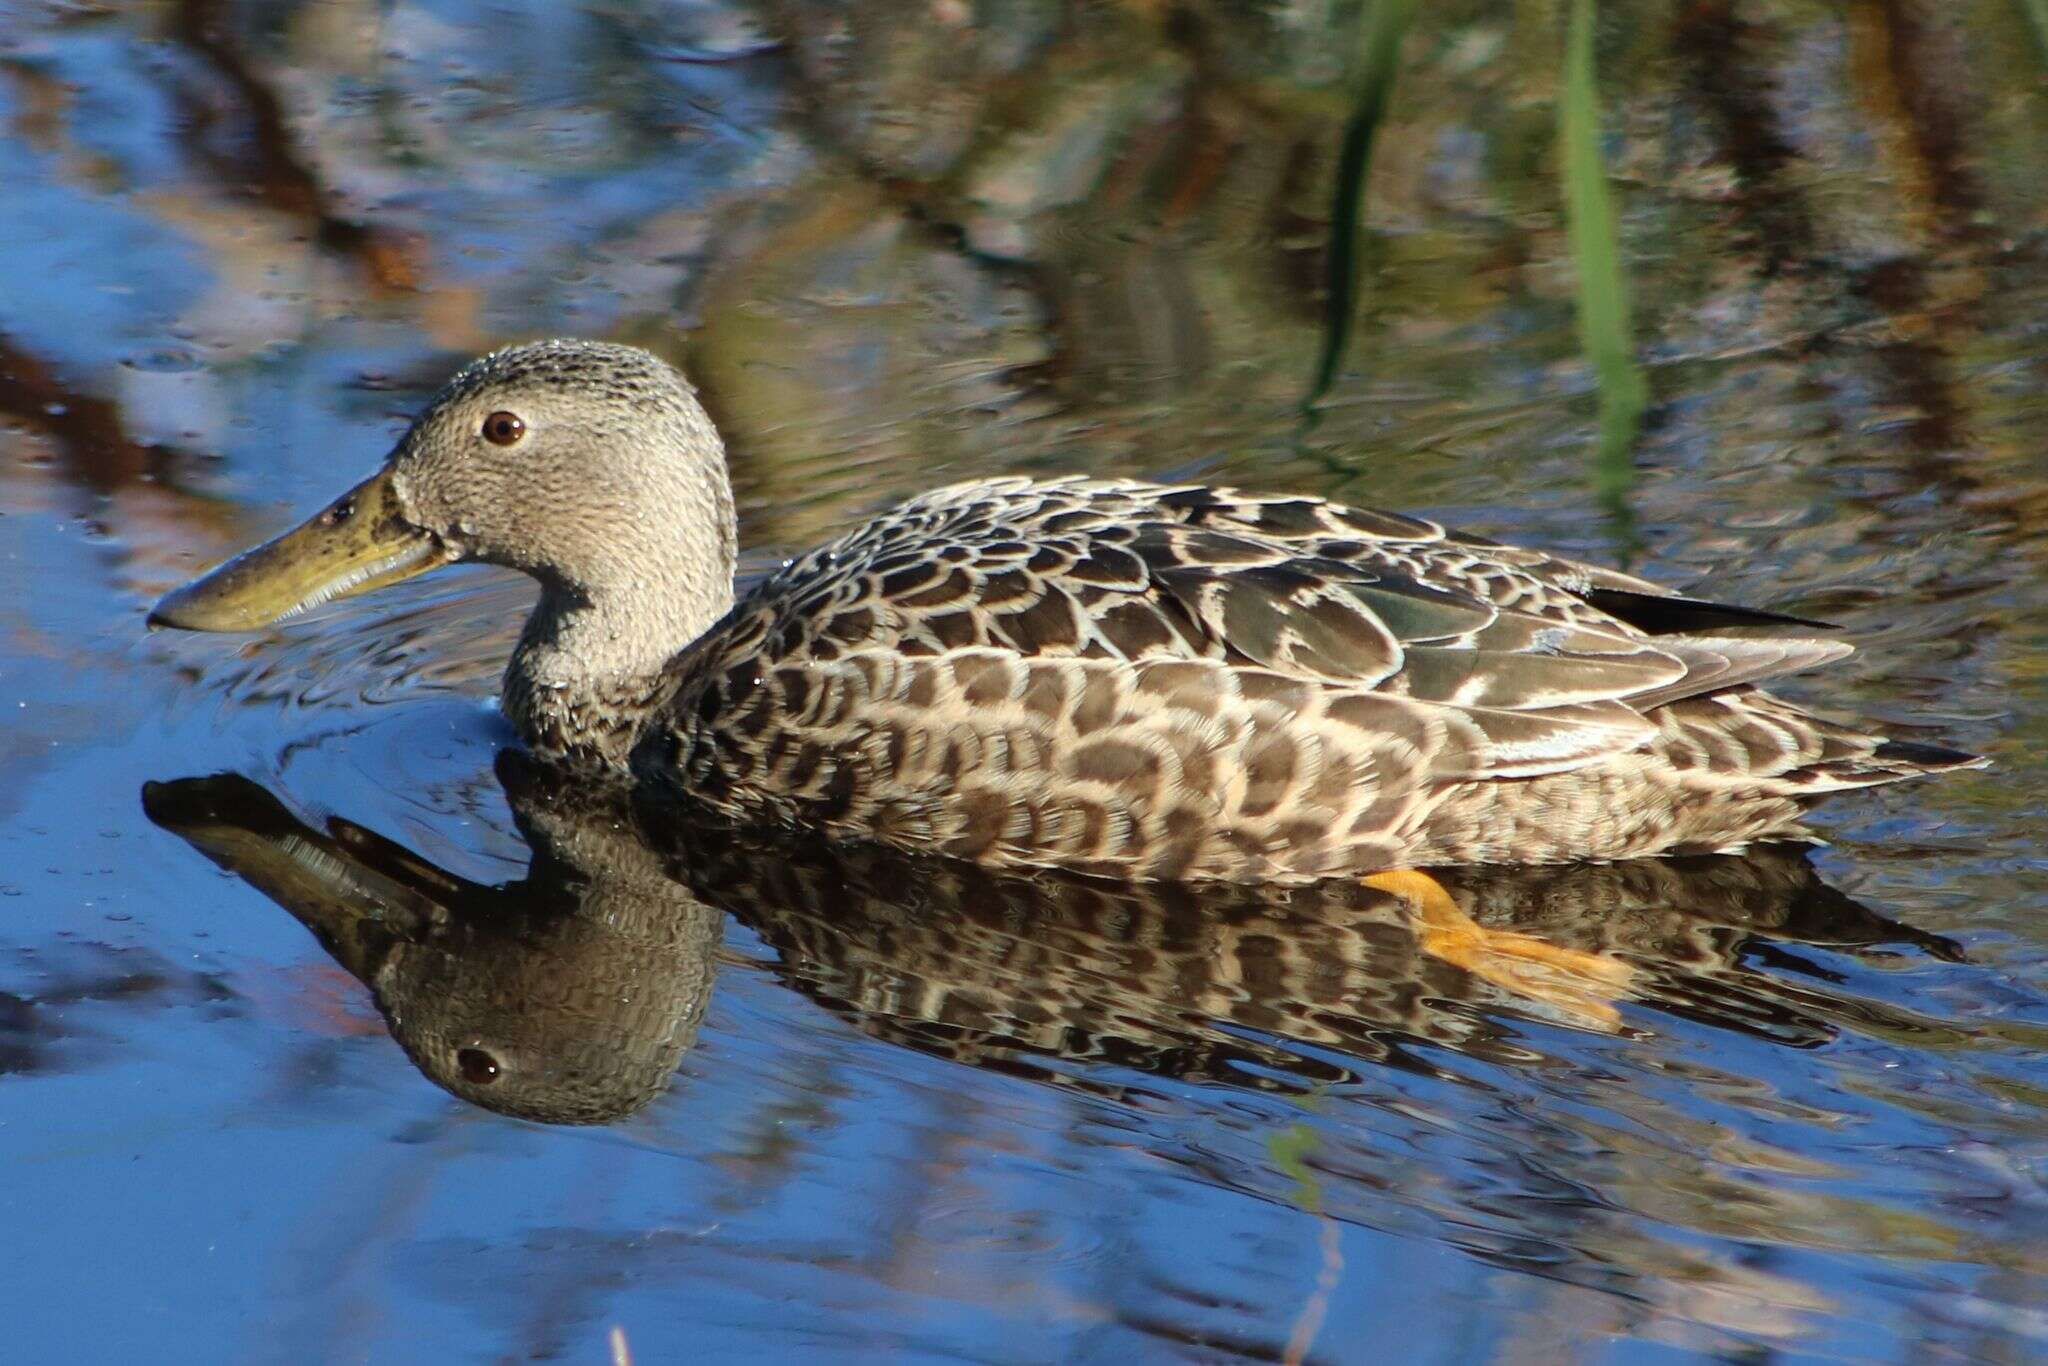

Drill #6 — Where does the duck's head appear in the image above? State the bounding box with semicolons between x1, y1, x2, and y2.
150;339;735;634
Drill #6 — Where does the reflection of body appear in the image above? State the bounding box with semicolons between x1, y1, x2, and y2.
145;757;1959;1124
153;342;1981;881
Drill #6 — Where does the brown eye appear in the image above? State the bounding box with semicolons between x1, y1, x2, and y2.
457;1048;501;1085
481;411;525;446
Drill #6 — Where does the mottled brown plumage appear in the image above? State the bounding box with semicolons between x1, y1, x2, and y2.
638;473;1980;879
152;340;1984;881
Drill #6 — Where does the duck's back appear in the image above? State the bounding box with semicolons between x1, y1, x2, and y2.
632;478;1977;881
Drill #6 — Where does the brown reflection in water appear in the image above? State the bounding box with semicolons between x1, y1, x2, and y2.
1670;0;2048;543
11;0;2037;551
0;941;234;1082
1843;0;1982;467
748;4;1327;375
1847;0;1983;246
1831;6;2048;540
166;0;419;291
143;752;1962;1126
0;333;176;493
1673;2;1817;278
0;331;263;634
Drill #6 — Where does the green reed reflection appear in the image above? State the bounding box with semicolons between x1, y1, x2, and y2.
2022;0;2048;62
1308;0;1419;411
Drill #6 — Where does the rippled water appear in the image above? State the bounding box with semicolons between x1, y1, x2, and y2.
3;1;2046;1360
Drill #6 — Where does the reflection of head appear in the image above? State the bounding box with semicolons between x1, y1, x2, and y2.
142;772;721;1126
367;873;719;1125
382;764;723;1124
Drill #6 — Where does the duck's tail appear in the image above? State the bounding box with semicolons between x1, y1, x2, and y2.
1656;690;1988;797
1837;736;1990;784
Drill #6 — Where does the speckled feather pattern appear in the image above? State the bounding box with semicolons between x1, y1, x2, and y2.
621;476;1977;882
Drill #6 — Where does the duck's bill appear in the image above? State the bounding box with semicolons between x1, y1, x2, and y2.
149;467;454;632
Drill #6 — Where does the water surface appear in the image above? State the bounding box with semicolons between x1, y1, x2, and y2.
2;1;2045;1360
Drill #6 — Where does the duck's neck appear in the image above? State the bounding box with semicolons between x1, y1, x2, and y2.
503;503;736;772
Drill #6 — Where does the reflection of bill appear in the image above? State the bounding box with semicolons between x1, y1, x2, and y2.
142;752;1961;1126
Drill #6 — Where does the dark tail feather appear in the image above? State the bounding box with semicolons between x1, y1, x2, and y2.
1868;738;1986;771
1581;586;1840;636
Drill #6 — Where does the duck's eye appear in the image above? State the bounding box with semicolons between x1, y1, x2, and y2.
457;1047;502;1085
481;411;526;447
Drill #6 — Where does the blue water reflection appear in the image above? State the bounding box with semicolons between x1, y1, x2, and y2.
1;0;2045;1360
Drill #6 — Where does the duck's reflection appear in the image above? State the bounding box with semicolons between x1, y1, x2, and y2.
141;757;1960;1125
143;763;720;1124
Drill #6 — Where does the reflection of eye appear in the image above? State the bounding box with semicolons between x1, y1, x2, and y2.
457;1048;502;1085
481;411;526;446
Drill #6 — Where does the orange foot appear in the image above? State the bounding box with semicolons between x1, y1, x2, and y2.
1363;869;1636;1033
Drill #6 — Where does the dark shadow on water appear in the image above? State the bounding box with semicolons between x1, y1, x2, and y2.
142;751;1963;1127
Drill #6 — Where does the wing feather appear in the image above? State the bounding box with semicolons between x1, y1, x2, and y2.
1626;637;1855;710
1396;646;1687;710
1439;700;1661;779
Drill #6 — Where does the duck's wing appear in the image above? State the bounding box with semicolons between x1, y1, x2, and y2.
673;479;1847;788
1153;486;1852;715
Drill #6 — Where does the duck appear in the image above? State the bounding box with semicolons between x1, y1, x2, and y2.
151;338;1985;883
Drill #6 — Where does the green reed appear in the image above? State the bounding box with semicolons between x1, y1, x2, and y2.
1311;0;1643;526
1560;0;1646;517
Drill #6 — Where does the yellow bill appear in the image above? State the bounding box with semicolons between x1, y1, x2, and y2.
150;467;454;632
